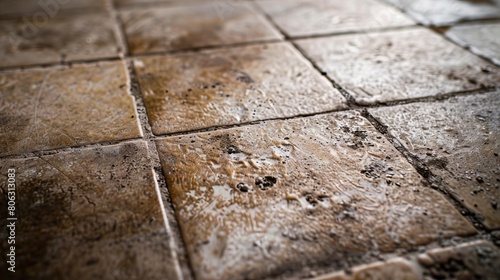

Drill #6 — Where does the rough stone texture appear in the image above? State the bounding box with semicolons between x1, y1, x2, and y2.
134;42;347;135
0;62;142;156
446;23;500;66
115;0;247;8
156;111;475;280
382;0;500;26
369;92;500;229
419;241;500;279
0;141;180;280
314;258;421;280
0;0;107;17
296;28;500;104
256;0;414;37
0;12;121;68
120;3;281;54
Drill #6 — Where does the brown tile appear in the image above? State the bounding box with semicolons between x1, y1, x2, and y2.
296;28;500;104
115;0;247;7
134;42;347;135
156;111;475;280
257;0;414;37
0;0;107;17
369;92;500;229
446;23;500;66
0;12;121;68
382;0;500;26
0;62;142;156
120;3;281;54
419;240;500;279
0;141;180;280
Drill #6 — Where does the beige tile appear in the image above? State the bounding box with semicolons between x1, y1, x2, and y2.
156;111;475;280
370;92;500;229
296;28;500;104
257;0;414;37
0;0;107;17
0;12;121;68
134;42;347;135
419;240;500;279
120;3;281;54
0;141;180;280
0;61;142;156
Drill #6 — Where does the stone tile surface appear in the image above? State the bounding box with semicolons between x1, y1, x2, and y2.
382;0;500;26
0;12;121;68
0;0;107;17
156;111;475;280
446;23;500;66
257;0;414;37
296;28;500;104
419;241;500;279
0;141;179;280
369;92;500;229
0;62;142;156
120;3;281;54
134;42;346;135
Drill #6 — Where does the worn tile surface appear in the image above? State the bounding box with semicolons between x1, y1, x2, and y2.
134;42;347;135
156;111;475;280
120;3;281;54
0;62;142;156
296;28;500;104
0;12;120;68
446;23;500;66
0;0;107;17
382;0;500;26
0;141;179;280
418;241;500;279
257;0;414;37
369;92;500;229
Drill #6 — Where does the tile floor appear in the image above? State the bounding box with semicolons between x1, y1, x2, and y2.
0;0;499;279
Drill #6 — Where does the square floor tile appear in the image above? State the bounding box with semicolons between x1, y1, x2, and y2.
120;3;282;54
257;0;414;37
0;61;142;156
296;28;500;104
134;42;346;135
370;92;500;229
382;0;500;26
156;111;475;280
0;12;121;68
0;141;180;280
446;23;500;66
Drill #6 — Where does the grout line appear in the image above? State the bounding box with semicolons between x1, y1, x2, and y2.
361;110;488;234
106;0;129;58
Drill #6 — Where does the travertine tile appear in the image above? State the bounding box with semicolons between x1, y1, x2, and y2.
120;3;281;54
156;111;475;280
446;23;500;66
382;0;500;26
419;240;500;279
0;0;107;17
0;12;121;68
369;92;500;229
296;28;500;104
115;0;248;7
134;42;346;135
0;141;180;280
256;0;414;37
0;62;142;156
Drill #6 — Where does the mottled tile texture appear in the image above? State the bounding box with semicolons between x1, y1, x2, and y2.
370;92;500;229
0;62;142;156
297;28;500;104
0;0;107;17
0;141;179;280
156;111;474;280
135;42;346;134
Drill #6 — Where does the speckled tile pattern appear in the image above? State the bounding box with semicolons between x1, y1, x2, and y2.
134;42;347;135
370;92;500;229
296;28;500;104
257;0;415;37
0;62;142;156
156;111;475;280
